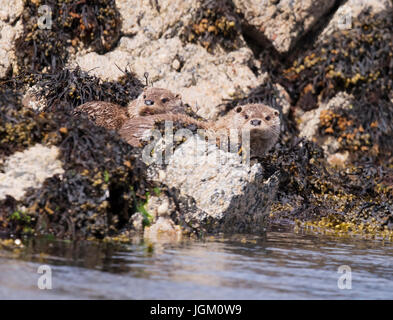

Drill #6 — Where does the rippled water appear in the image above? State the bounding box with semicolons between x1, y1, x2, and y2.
0;228;392;299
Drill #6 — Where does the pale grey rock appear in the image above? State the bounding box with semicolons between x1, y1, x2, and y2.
146;135;280;234
0;144;65;201
22;86;46;111
233;0;336;53
319;0;392;39
116;0;197;39
130;212;145;232
0;0;23;23
73;35;263;119
144;216;182;241
0;20;22;78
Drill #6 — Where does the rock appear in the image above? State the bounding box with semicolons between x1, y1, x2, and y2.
233;0;336;54
0;0;23;23
130;212;145;232
0;20;22;78
0;144;64;201
22;86;46;111
147;135;280;234
319;0;392;39
73;36;263;119
298;92;353;156
116;0;197;39
144;216;182;241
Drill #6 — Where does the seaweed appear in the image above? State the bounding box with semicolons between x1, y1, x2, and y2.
258;135;393;239
29;67;144;113
15;0;121;73
281;9;393;109
180;0;242;52
0;97;151;240
318;98;393;163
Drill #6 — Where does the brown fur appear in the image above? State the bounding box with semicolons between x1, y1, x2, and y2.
127;87;184;118
212;103;280;157
73;101;128;130
119;113;207;147
119;104;280;157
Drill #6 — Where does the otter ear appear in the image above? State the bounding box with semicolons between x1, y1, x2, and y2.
235;106;242;113
175;93;182;99
143;87;148;92
274;110;279;116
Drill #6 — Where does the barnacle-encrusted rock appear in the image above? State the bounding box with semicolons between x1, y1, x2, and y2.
147;135;280;234
233;0;337;54
0;144;64;201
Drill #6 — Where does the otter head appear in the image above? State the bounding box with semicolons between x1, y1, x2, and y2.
230;103;280;156
128;87;183;117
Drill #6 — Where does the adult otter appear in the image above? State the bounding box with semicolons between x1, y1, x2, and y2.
74;87;184;130
119;103;280;157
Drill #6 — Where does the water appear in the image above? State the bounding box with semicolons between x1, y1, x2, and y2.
0;228;392;299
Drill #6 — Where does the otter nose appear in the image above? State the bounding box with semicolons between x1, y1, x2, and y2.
144;100;154;106
250;119;261;126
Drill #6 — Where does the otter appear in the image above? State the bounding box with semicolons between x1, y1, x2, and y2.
119;103;280;157
118;113;207;147
74;87;184;130
127;87;184;118
211;103;280;158
73;101;129;130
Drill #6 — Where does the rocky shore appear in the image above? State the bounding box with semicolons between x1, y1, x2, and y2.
0;0;392;241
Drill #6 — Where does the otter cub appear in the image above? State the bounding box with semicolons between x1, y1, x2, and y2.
73;101;128;130
212;103;280;158
119;113;207;147
74;87;184;130
127;87;184;118
119;103;280;157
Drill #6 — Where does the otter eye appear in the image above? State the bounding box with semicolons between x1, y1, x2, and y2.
244;114;249;120
235;107;242;113
265;115;271;121
161;98;169;103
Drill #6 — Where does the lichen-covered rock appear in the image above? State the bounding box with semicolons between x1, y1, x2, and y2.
233;0;336;54
147;135;280;234
0;144;64;201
